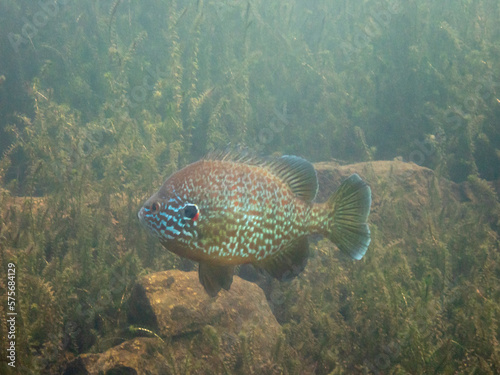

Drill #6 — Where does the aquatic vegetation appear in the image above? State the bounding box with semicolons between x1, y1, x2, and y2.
2;1;500;176
0;0;499;374
270;163;500;374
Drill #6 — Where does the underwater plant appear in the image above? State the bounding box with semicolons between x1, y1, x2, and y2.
0;1;499;374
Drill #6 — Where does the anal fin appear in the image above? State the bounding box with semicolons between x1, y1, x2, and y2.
254;237;309;281
198;263;235;297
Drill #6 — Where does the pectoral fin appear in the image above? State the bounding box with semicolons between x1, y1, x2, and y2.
254;237;309;281
198;263;235;297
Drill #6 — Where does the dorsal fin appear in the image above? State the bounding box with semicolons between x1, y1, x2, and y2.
268;155;318;203
205;150;318;203
204;147;258;165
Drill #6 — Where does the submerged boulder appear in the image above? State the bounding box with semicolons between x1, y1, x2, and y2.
65;270;285;375
314;160;463;241
128;269;280;338
63;337;168;375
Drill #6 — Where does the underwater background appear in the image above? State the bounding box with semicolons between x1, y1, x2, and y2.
0;0;499;374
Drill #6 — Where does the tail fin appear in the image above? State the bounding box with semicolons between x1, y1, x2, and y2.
327;174;371;260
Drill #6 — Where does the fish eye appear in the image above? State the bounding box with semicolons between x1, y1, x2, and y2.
150;202;160;214
183;204;199;221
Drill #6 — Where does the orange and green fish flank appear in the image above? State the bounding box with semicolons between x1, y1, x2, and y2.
138;152;371;296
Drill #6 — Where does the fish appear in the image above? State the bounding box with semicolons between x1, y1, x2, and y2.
138;152;371;297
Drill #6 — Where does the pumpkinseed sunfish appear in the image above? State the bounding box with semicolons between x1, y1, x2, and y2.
138;152;371;296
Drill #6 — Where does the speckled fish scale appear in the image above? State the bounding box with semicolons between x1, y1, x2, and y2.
178;160;312;263
138;152;372;296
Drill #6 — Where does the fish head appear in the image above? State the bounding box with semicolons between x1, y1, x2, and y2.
138;187;200;244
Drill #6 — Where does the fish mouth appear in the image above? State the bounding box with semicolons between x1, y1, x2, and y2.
137;207;145;223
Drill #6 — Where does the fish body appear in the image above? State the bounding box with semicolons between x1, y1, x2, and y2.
139;152;371;296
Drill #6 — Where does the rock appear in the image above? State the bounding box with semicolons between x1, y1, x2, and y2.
65;270;285;375
128;270;279;339
314;159;461;203
63;338;169;375
314;160;463;240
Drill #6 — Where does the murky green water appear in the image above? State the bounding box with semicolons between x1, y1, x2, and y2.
0;1;499;374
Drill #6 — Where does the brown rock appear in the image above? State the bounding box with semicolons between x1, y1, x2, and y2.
314;160;462;240
315;159;460;202
63;338;169;375
66;270;285;375
128;269;280;337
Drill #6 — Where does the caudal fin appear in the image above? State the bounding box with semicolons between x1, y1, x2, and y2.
327;174;371;260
